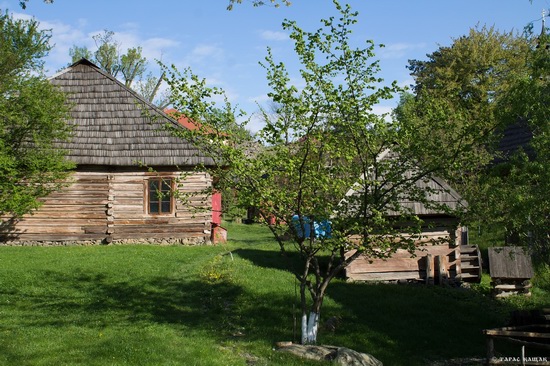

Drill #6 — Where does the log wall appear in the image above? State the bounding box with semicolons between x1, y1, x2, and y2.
0;168;212;245
344;219;463;283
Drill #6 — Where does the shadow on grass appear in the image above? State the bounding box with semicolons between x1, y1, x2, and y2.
232;247;531;365
327;281;521;365
0;267;300;347
233;247;304;274
1;243;541;366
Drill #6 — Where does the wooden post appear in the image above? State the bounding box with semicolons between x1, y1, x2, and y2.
486;336;494;364
426;254;434;285
106;174;115;242
436;255;449;285
455;247;462;283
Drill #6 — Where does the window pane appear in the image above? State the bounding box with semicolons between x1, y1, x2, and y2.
161;200;171;213
148;178;172;215
161;180;171;193
149;201;159;214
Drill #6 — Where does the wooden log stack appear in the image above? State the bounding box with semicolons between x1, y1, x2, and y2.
488;246;534;298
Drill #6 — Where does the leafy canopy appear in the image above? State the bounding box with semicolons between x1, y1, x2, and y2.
163;0;473;344
0;10;73;217
68;30;169;108
396;22;549;258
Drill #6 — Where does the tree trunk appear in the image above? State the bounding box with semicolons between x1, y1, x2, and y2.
301;311;319;344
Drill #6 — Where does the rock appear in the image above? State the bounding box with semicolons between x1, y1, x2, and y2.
277;344;337;361
334;347;383;366
277;344;382;366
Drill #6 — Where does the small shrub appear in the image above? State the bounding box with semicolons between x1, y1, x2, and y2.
200;253;235;283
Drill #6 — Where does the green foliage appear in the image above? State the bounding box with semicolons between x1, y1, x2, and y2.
396;26;530;181
200;253;235;283
0;11;73;217
397;24;550;259
18;0;53;9
69;30;167;105
92;30;120;77
227;0;291;11
68;45;92;62
487;29;550;258
163;0;477;344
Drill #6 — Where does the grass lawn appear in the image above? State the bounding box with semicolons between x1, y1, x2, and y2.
1;222;549;365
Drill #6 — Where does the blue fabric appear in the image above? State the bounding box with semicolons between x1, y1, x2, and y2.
291;215;331;239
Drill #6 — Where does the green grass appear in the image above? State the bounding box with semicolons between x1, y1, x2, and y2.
0;222;549;365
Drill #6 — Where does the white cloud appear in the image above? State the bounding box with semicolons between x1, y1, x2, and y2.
259;30;288;41
372;104;393;115
398;78;415;89
190;44;224;61
38;20;90;71
6;8;182;75
379;42;426;59
248;93;271;105
246;111;267;134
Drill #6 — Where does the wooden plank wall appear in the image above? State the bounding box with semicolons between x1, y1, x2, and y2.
0;172;109;243
345;221;462;283
0;169;212;245
109;170;211;244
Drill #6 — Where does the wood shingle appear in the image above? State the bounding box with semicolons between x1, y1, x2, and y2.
49;58;214;167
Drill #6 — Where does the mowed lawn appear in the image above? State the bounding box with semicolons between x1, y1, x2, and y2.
1;222;549;366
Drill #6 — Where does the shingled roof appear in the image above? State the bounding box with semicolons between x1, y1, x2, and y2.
495;118;535;164
345;150;466;217
49;58;214;167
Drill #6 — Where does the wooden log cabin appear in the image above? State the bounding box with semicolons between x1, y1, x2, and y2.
0;58;215;245
343;158;480;284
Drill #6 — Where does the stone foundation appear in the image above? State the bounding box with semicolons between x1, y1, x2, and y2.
0;236;209;246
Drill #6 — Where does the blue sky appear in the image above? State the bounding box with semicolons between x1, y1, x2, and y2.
2;0;549;131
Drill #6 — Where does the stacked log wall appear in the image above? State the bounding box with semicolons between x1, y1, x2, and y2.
345;219;463;283
109;170;211;244
0;169;212;245
0;172;109;243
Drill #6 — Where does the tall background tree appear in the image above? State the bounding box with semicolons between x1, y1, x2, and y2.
68;30;169;108
485;23;550;258
396;23;549;258
20;0;291;10
162;1;480;344
0;10;73;217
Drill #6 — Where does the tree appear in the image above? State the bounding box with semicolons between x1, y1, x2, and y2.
18;0;53;9
0;11;73;217
397;24;549;259
69;30;164;104
227;0;291;10
162;1;477;345
19;0;290;11
401;26;530;173
481;25;550;258
68;45;92;62
91;30;121;78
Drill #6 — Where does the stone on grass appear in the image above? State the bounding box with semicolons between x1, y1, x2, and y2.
277;344;382;366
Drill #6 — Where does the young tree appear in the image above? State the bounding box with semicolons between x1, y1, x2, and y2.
0;11;73;217
69;30;164;104
68;45;93;62
163;1;471;344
